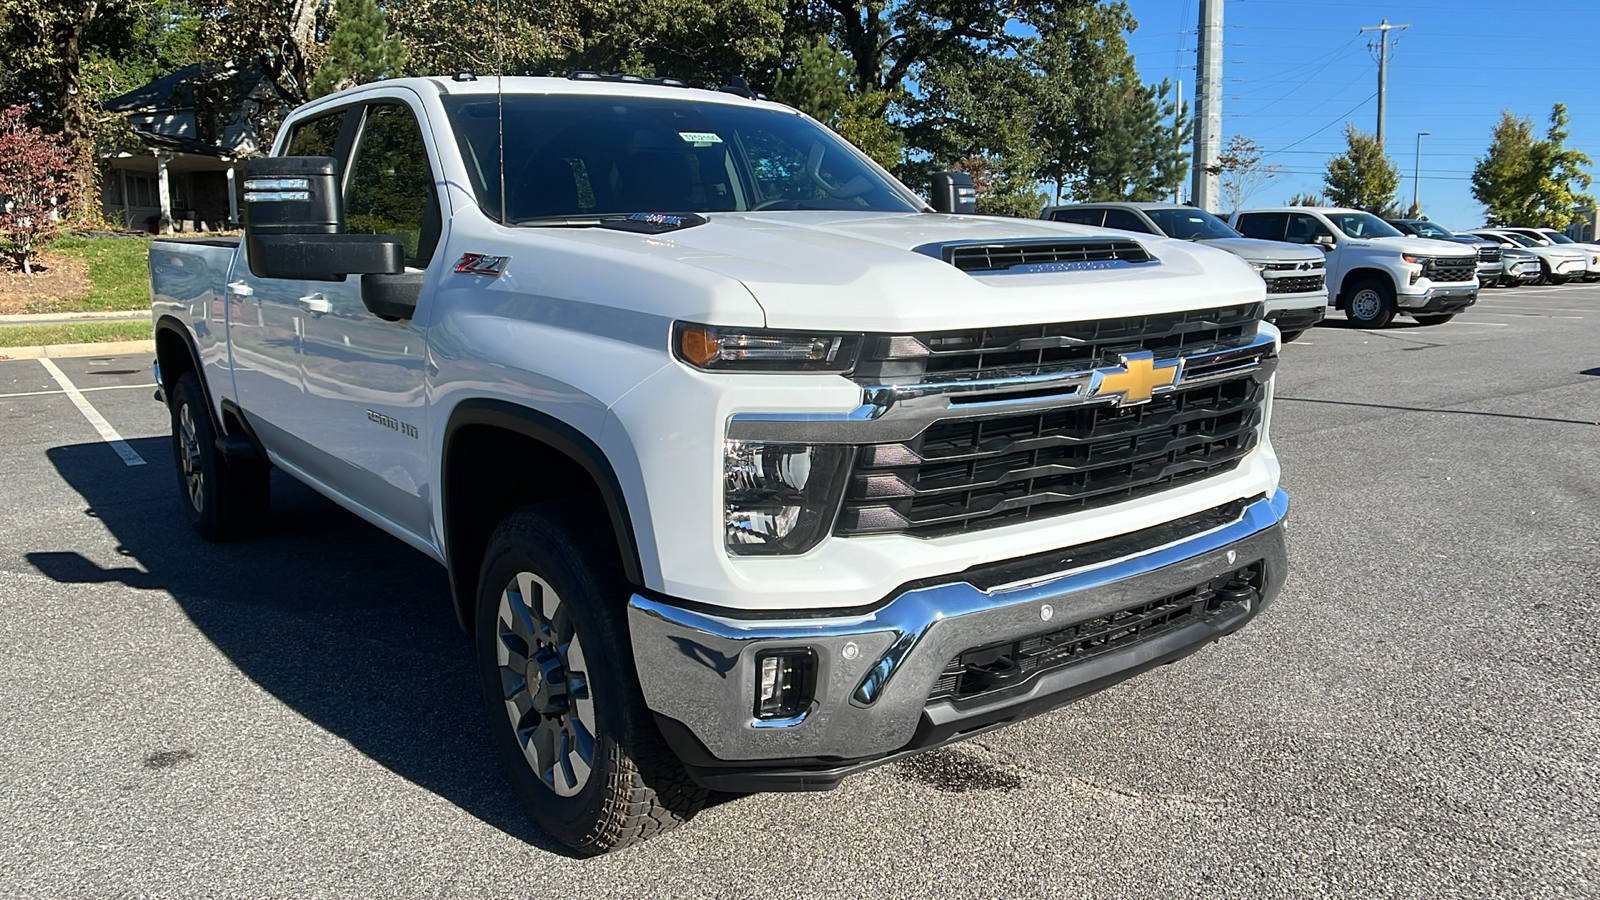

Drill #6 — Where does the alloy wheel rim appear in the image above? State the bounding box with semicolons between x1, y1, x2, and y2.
1351;289;1381;322
496;571;596;797
177;403;204;512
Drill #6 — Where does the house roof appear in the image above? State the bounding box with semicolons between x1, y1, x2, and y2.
101;61;274;114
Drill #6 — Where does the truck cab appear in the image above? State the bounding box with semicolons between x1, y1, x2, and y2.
1231;207;1478;328
1042;202;1327;340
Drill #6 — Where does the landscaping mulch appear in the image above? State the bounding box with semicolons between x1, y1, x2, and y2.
0;252;92;315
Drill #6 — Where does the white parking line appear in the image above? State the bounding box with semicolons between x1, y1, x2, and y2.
1474;311;1584;320
37;358;147;467
0;382;157;400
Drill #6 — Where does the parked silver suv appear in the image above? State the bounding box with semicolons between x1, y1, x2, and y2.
1042;202;1327;340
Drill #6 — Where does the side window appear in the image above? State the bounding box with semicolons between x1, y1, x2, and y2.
1101;209;1155;234
286;112;345;158
1050;208;1104;226
1284;213;1333;244
1235;212;1287;242
345;102;441;266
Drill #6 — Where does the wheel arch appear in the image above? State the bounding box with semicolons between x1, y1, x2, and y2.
441;399;644;632
1337;267;1396;306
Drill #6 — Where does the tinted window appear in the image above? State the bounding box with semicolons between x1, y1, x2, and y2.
1145;208;1238;240
1102;209;1155;234
1285;213;1334;244
1049;208;1105;226
1545;232;1574;244
443;95;919;222
345;102;440;266
1327;212;1403;238
1235;212;1286;241
287;111;345;157
1411;221;1452;239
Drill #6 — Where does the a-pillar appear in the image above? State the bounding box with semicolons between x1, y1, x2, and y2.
226;165;239;227
155;152;173;234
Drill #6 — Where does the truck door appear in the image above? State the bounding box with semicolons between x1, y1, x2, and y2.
1284;212;1341;299
294;96;441;542
226;108;354;455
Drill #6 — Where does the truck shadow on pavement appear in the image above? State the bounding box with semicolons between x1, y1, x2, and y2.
35;437;568;853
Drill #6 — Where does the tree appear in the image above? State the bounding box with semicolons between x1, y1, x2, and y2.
1472;105;1594;227
773;36;900;169
1084;77;1188;202
310;0;407;97
194;0;329;133
1216;135;1279;212
1322;125;1399;212
1286;192;1324;206
0;105;79;273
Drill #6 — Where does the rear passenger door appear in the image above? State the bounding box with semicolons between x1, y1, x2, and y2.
295;95;442;542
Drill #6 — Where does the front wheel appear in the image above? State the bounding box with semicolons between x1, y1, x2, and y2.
1413;314;1455;326
474;503;705;854
167;372;269;541
1344;279;1396;328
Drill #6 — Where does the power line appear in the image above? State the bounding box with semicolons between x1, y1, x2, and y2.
1257;91;1379;157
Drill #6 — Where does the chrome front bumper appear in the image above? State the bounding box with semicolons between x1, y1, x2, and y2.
628;490;1289;787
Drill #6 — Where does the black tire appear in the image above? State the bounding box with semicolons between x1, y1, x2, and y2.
1536;262;1552;285
167;372;269;541
1550;274;1571;285
1413;314;1455;326
474;502;705;855
1278;329;1305;343
1343;278;1396;328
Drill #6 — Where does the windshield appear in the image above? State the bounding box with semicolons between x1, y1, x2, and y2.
1411;221;1452;238
442;95;921;222
1328;212;1404;239
1494;232;1537;247
1144;208;1239;240
1544;231;1574;244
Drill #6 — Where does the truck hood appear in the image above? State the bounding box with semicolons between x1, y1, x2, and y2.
1195;236;1322;264
540;211;1263;332
1365;236;1479;257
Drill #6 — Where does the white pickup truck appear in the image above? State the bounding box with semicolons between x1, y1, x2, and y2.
1231;206;1479;328
149;74;1289;854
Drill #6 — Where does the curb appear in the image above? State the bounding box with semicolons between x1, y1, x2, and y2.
0;310;150;325
0;339;156;361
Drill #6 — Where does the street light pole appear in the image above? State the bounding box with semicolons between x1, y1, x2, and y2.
1413;131;1429;213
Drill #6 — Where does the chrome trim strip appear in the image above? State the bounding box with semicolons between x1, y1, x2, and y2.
728;330;1278;444
626;490;1289;762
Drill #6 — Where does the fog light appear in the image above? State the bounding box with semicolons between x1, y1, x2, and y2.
754;649;815;720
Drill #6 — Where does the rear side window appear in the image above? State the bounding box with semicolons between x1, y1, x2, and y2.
1102;209;1155;234
286;112;345;157
1235;212;1287;241
1049;208;1104;226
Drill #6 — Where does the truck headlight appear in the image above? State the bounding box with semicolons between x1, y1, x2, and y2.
676;323;862;373
724;440;851;555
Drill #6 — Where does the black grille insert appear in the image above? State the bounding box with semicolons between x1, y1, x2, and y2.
927;561;1265;703
1477;247;1502;263
1426;256;1476;283
1266;274;1325;294
939;238;1154;274
839;377;1266;538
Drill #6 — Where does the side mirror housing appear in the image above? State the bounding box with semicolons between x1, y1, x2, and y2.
243;156;404;281
930;172;977;214
1313;234;1336;249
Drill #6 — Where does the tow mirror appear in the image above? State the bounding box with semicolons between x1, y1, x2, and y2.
930;172;977;214
242;156;404;282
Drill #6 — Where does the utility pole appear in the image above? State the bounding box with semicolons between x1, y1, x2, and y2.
1412;131;1429;213
1191;0;1223;211
1359;18;1410;148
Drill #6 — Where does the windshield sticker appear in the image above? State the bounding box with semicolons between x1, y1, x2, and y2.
679;131;723;146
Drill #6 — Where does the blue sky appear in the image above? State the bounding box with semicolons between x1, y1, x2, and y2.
1122;0;1600;229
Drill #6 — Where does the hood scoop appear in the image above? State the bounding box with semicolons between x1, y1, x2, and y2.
919;237;1158;275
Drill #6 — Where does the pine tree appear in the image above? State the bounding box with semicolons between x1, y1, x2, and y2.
311;0;408;99
1084;77;1189;202
1322;125;1400;212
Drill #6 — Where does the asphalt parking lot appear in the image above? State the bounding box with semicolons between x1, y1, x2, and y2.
2;284;1598;898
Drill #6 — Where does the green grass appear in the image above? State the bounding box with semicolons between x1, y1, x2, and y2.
0;321;151;347
46;235;154;311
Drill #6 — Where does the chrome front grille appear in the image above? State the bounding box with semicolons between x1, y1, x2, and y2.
1477;247;1502;263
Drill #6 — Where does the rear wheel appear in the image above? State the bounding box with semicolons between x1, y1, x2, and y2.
474;503;705;855
1344;279;1396;328
167;372;269;541
1413;314;1455;326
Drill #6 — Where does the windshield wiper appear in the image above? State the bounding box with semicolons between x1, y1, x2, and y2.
510;212;710;234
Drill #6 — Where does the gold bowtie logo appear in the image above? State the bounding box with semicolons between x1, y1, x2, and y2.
1091;351;1180;406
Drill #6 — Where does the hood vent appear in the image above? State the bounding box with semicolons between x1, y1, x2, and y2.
926;238;1157;275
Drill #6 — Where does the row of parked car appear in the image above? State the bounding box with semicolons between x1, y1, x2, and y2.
1040;202;1600;335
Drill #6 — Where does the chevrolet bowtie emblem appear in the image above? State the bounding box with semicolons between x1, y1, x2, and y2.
1089;351;1181;406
